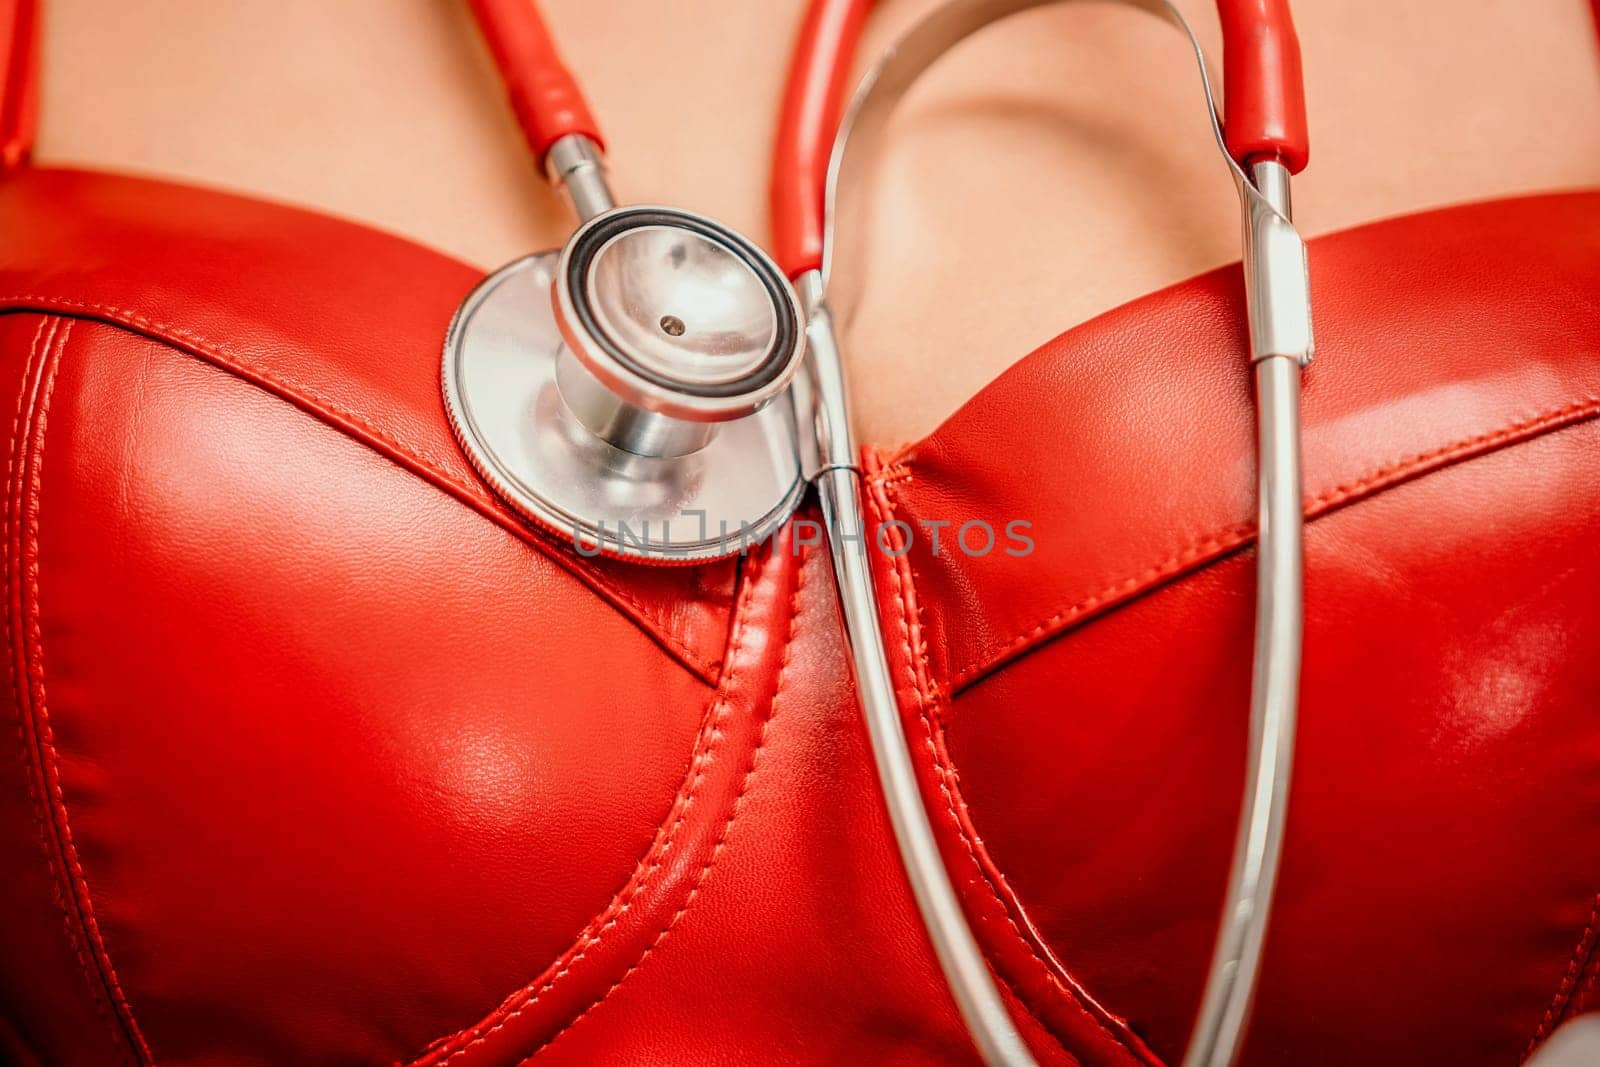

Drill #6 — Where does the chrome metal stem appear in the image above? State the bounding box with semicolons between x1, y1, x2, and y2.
795;272;854;475
801;271;1035;1067
553;348;718;457
814;5;1313;1064
545;133;615;222
1181;160;1305;1067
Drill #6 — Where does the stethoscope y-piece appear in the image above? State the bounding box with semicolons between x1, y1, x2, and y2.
793;3;1311;1065
443;1;1312;1065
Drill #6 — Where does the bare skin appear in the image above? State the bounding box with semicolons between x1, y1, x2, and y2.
37;0;1600;449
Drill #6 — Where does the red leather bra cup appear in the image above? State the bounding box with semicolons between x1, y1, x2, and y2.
0;167;1596;1066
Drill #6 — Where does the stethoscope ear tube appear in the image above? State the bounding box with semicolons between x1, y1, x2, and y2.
1217;0;1310;173
0;0;38;177
790;2;1313;1065
467;0;605;167
773;0;1312;282
771;0;875;279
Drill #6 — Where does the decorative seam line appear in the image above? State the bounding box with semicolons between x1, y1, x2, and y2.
872;470;1151;1067
0;298;717;682
2;318;115;1047
7;319;153;1064
1526;891;1600;1059
414;546;773;1067
517;544;812;1065
946;393;1600;690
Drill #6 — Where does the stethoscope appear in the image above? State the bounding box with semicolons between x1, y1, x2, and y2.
442;1;1313;1065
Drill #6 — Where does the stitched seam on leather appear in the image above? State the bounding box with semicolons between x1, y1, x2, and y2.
873;468;1150;1067
0;299;717;681
2;320;118;1051
880;471;1158;1065
518;543;812;1065
24;321;154;1063
411;547;772;1067
6;320;151;1064
2;319;119;1050
940;394;1600;690
1526;891;1600;1058
875;463;913;485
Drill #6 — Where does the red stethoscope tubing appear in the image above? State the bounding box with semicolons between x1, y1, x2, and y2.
459;0;1311;278
770;0;1311;277
466;0;604;163
770;0;875;282
0;0;37;174
1216;0;1311;172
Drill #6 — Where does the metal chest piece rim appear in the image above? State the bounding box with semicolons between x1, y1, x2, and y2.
443;204;808;563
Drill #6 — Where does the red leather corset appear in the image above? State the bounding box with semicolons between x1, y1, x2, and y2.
0;147;1598;1067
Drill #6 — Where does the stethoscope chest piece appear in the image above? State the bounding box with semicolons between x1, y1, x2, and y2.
444;205;807;562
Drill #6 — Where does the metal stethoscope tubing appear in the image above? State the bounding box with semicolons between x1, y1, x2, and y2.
456;0;1312;1063
780;2;1313;1065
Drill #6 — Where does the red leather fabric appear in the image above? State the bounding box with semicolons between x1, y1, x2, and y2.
874;190;1600;1065
0;166;1596;1065
0;169;737;680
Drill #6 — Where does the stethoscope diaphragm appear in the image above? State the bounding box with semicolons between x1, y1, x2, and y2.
442;206;808;562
